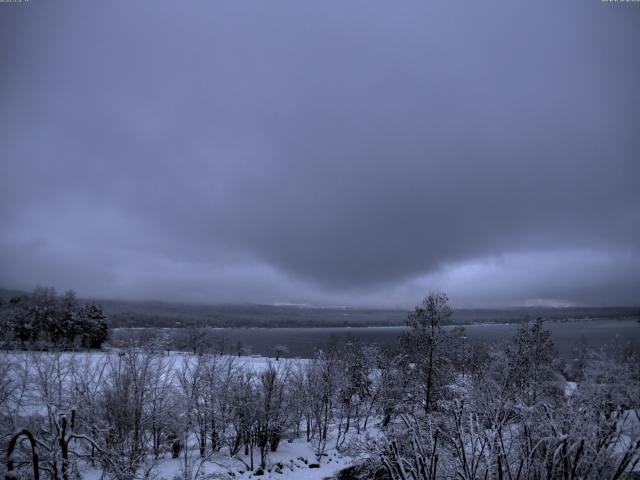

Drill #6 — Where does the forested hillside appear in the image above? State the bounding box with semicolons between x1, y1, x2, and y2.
0;287;108;349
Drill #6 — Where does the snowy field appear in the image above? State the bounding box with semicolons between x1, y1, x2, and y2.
1;350;363;480
79;431;358;480
2;350;298;415
2;333;638;480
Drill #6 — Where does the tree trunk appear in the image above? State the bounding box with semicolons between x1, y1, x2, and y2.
6;429;40;480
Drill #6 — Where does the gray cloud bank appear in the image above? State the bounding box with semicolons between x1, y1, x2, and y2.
1;0;639;307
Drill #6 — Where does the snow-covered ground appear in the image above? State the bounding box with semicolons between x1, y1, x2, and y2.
2;350;292;417
2;350;360;479
2;349;283;371
3;349;637;478
80;434;355;480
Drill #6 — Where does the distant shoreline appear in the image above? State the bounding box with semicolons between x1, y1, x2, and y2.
110;315;640;330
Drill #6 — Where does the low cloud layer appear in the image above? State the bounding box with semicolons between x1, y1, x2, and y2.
1;0;639;307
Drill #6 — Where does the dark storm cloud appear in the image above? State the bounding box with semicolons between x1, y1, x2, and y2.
1;0;639;306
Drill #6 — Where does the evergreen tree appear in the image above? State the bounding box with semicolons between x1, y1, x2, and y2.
0;287;108;349
77;303;108;348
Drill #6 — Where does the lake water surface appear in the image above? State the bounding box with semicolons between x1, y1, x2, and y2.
118;318;640;358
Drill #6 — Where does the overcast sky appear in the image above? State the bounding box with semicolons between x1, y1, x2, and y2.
1;0;639;308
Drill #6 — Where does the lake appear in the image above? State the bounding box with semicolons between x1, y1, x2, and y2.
114;318;640;358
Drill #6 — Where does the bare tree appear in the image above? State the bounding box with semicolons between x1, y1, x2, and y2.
401;292;456;416
255;361;290;468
